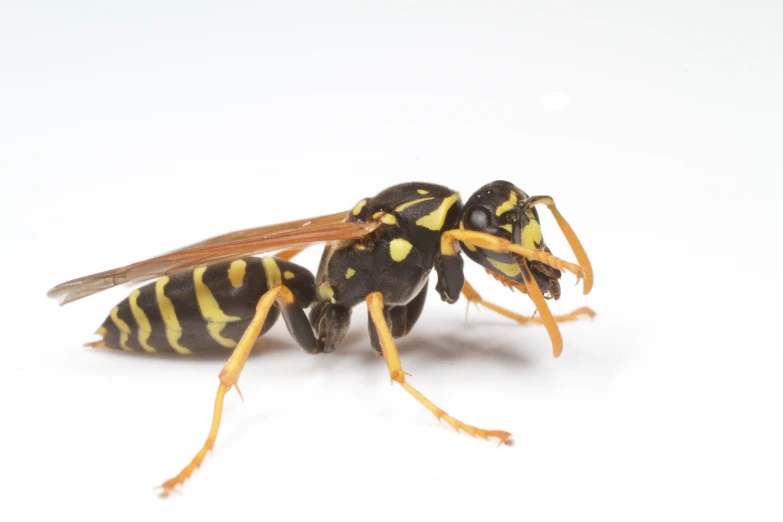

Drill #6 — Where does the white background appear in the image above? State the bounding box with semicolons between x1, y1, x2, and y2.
2;2;781;521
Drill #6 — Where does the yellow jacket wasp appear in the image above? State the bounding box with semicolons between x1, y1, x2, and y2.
48;180;594;496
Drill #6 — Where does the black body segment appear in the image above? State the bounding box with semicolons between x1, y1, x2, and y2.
93;257;316;354
309;182;463;352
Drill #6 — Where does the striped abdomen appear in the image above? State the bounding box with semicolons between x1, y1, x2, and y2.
90;257;315;354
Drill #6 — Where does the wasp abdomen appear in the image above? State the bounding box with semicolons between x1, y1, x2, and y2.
90;257;315;354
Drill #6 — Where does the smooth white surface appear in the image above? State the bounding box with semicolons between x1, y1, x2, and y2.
2;3;781;521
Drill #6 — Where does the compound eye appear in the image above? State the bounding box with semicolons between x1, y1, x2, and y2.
466;205;493;232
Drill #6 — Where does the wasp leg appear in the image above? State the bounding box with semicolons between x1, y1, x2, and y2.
442;229;586;282
158;284;310;497
462;280;595;325
311;301;353;353
367;282;428;355
388;279;428;339
367;281;429;356
366;292;512;445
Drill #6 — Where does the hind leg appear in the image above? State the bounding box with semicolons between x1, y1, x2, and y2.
367;292;511;444
158;284;316;497
310;301;353;354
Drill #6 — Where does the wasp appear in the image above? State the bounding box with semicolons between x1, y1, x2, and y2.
47;180;594;496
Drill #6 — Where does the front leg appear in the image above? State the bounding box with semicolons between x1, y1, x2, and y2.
435;245;464;304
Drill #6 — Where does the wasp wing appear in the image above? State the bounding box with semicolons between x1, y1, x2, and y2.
166;211;350;250
47;210;378;305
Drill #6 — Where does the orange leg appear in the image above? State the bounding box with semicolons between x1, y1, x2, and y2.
441;229;586;282
462;280;596;325
366;292;512;446
442;229;591;358
157;285;296;497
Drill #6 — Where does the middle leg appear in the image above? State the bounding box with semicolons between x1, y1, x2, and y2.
366;291;512;445
158;284;315;496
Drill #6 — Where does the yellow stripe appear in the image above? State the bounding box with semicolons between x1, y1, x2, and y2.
262;257;282;288
394;196;434;213
129;290;156;352
416;193;459;231
417;189;429;194
227;259;246;288
522;219;543;250
487;257;521;278
207;323;236;348
110;306;133;352
155;276;193;355
194;266;240;348
500;224;512;233
495;190;518;216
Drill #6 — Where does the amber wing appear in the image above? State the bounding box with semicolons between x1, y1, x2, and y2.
47;210;379;305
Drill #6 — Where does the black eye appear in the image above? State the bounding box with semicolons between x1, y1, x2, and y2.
466;206;491;231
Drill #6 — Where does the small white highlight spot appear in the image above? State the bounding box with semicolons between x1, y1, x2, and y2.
539;92;570;111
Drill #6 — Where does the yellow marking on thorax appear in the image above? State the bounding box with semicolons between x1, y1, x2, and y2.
284;270;295;280
227;259;246;288
496;191;518;216
352;199;367;216
417;189;429;194
394;196;434;213
109;306;133;352
389;238;414;262
345;268;356;279
262;257;283;288
318;281;336;303
416;193;459;231
458;220;476;251
129;289;157;352
373;211;397;225
155;276;193;355
500;224;512;233
194;267;241;349
487;258;522;278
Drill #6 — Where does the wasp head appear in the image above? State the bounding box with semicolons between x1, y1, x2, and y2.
459;180;562;299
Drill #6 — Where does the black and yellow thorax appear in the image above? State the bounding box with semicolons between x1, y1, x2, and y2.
315;182;462;307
